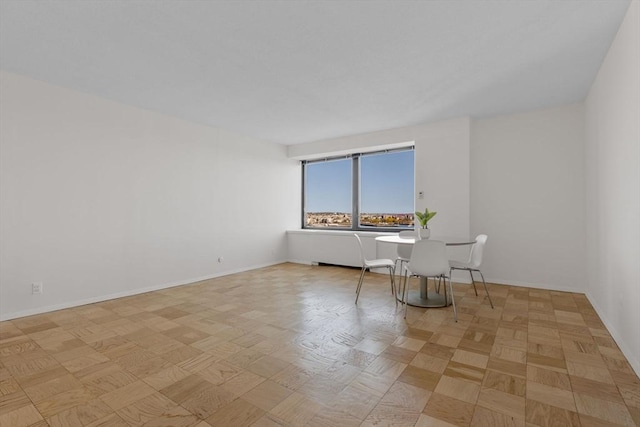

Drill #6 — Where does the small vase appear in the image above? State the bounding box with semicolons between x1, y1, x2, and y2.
419;228;430;239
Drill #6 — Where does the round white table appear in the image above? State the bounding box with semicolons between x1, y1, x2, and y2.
375;234;476;308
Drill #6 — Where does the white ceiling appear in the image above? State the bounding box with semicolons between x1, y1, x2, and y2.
0;1;631;145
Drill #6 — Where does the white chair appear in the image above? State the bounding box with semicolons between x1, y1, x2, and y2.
402;240;456;321
353;234;396;305
448;234;494;308
394;230;415;286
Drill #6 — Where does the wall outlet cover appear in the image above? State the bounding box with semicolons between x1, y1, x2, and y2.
32;282;43;294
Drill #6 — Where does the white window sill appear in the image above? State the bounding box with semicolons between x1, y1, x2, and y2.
286;229;399;237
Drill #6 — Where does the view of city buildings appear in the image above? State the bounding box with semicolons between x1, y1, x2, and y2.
306;212;414;228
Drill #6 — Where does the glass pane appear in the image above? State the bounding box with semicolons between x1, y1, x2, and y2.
305;158;352;228
359;150;414;228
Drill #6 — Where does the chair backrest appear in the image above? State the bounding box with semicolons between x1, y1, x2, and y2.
397;230;415;259
353;234;367;264
469;234;488;268
408;240;449;277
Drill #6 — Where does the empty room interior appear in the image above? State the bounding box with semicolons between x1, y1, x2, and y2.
1;1;639;426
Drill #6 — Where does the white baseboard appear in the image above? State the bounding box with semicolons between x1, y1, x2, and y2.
0;260;286;321
585;291;640;377
287;259;314;265
484;277;584;294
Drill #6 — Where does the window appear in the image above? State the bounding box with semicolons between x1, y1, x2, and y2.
303;147;414;230
303;157;353;228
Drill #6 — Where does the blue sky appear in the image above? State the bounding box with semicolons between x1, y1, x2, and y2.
305;150;414;213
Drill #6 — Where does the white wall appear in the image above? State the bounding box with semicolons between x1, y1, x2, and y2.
471;104;586;292
585;0;639;375
290;105;589;296
287;118;472;273
0;71;300;320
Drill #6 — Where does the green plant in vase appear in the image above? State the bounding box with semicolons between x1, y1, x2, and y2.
415;208;437;238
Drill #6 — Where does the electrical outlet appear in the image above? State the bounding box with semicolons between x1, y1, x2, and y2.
32;282;43;294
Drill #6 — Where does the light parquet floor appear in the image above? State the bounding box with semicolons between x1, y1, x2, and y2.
1;263;638;427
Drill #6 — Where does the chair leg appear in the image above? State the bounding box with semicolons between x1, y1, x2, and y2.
355;266;366;304
477;269;494;308
442;274;448;306
404;276;409;319
400;270;406;304
401;269;408;305
356;268;363;293
469;269;478;296
388;267;397;307
394;260;405;295
448;275;457;322
389;266;395;295
393;259;401;292
403;272;410;319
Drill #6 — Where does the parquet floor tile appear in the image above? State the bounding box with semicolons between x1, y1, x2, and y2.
0;262;638;426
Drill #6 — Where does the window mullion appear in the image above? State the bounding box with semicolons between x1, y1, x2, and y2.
301;161;306;228
352;155;359;230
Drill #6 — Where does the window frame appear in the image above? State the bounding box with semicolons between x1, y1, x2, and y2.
301;146;415;232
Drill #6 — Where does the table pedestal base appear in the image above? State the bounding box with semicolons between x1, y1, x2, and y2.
404;290;448;308
399;277;450;308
